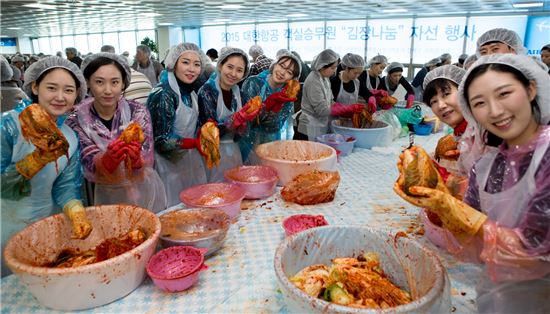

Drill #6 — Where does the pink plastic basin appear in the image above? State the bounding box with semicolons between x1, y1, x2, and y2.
419;209;462;252
180;183;246;219
224;165;278;199
146;246;208;292
282;214;329;236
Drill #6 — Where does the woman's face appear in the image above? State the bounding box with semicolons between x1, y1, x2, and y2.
31;68;78;119
271;59;295;84
319;62;338;78
174;51;202;84
370;63;386;76
468;70;538;146
429;84;463;128
218;55;246;90
388;71;402;86
345;67;363;80
88;64;124;110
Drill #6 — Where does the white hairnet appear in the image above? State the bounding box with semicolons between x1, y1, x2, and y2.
367;55;388;68
269;50;302;79
217;47;250;79
1;56;13;82
11;55;25;63
440;53;452;62
425;57;441;67
165;43;207;74
249;45;264;58
458;54;469;63
386;62;404;74
476;28;527;56
81;52;131;89
458;54;550;139
276;49;289;59
23;56;87;103
311;49;339;72
423;65;466;90
341;53;365;69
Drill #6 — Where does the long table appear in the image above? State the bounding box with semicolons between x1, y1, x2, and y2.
1;133;482;313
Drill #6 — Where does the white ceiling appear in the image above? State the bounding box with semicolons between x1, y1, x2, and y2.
1;0;549;37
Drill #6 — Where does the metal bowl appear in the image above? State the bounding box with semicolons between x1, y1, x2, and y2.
157;207;230;257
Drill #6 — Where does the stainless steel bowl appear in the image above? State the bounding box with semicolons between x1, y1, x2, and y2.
157;207;230;257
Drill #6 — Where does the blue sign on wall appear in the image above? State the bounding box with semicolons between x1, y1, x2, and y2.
0;37;17;47
524;16;550;55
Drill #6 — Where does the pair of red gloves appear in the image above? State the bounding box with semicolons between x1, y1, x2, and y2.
102;139;143;173
230;91;297;129
331;100;376;117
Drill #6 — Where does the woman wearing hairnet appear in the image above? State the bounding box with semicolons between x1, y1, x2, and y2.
1;56;92;276
395;54;550;313
330;53;369;107
197;47;257;182
1;56;28;112
297;49;365;141
359;55;388;97
239;50;301;163
146;43;208;206
67;53;166;213
383;62;415;101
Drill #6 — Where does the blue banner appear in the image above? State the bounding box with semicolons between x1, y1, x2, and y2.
0;37;17;47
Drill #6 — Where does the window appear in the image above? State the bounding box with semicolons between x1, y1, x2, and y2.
256;22;289;59
50;36;63;56
183;28;200;46
225;24;256;53
74;34;89;54
412;17;467;65
200;26;227;53
119;31;137;55
38;37;52;55
366;18;413;66
61;35;75;50
88;33;103;55
326;20;366;62
289;21;324;62
102;32;119;53
465;15;527;54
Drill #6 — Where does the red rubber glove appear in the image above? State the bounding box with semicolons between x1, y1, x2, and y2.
406;94;415;108
231;102;261;129
330;103;364;117
126;141;143;169
264;91;296;113
179;137;200;149
367;96;377;113
371;89;388;98
102;139;128;173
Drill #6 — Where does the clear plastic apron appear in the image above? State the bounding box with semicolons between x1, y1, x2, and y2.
1;112;76;276
206;78;243;182
155;72;207;207
474;140;550;313
81;99;167;213
304;75;332;141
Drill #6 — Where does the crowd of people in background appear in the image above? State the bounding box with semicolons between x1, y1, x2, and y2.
1;28;550;313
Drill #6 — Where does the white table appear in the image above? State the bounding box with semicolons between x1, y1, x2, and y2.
1;132;482;313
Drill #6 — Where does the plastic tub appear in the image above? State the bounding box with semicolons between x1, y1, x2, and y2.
3;205;161;311
316;134;356;156
146;246;208;292
274;225;451;313
331;120;393;149
180;183;246;219
255;140;337;186
413;123;434;136
224;165;278;199
282;214;328;236
157;207;230;257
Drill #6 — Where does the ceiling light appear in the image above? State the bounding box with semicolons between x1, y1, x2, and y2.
221;4;243;9
143;12;162;17
286;14;308;17
512;2;543;8
382;9;408;13
157;22;173;26
7;27;21;30
23;3;57;10
214;19;230;22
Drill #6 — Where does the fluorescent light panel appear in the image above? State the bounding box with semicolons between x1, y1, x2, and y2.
512;2;543;8
287;13;308;17
382;9;408;13
221;5;243;9
23;3;57;10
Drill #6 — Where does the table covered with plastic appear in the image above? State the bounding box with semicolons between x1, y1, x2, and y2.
1;133;482;313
